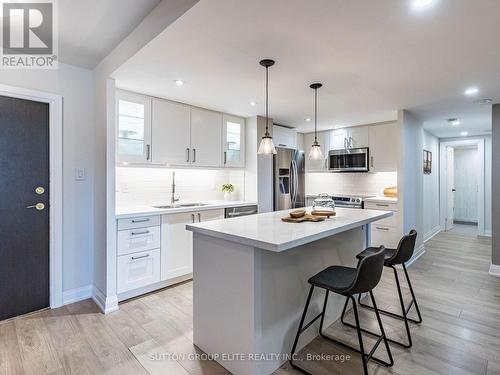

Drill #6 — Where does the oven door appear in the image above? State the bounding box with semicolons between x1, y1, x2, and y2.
329;148;369;172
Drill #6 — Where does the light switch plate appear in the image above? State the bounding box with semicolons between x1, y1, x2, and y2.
76;167;86;181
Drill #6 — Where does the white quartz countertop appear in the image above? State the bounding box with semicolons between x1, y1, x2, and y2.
364;196;398;204
116;200;258;219
186;207;392;252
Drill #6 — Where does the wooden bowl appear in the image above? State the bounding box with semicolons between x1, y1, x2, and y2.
289;209;306;218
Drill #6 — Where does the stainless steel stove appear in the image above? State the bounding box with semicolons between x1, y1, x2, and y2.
331;194;373;209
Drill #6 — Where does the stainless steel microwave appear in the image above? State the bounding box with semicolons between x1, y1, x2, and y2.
328;147;370;172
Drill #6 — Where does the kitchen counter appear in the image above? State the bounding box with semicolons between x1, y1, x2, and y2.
365;196;398;204
187;207;391;252
115;200;257;219
186;207;392;375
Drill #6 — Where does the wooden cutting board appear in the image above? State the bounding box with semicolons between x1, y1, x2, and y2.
282;213;326;223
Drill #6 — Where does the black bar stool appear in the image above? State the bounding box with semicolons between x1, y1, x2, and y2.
341;230;422;349
290;246;394;375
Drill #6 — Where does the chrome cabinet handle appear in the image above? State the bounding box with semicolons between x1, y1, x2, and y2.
191;214;195;223
197;213;201;222
349;137;353;148
26;203;45;211
146;144;151;160
279;143;287;147
376;226;390;231
130;230;149;236
344;138;347;149
186;148;190;162
224;151;227;165
192;148;196;163
131;254;150;261
131;218;150;223
376;203;389;207
370;156;374;168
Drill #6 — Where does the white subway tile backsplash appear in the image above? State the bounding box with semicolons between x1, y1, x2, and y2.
116;167;245;206
305;172;398;197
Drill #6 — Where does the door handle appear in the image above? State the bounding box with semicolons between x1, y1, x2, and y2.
192;148;196;163
26;203;45;211
197;213;201;222
452;188;456;192
186;148;190;162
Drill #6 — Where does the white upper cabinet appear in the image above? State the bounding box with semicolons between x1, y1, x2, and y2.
330;127;369;150
304;131;330;172
116;90;152;164
151;98;191;166
273;125;297;149
222;114;245;167
368;122;399;172
348;126;369;148
191;108;223;167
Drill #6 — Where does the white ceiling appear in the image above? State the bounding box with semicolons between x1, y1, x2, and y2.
113;0;500;138
59;0;161;68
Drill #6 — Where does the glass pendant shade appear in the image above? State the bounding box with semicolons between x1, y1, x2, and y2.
258;135;277;154
308;142;323;160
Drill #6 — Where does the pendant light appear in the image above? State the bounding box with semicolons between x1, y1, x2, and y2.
308;83;324;160
257;59;277;155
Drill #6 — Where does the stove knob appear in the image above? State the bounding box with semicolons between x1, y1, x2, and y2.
356;199;361;203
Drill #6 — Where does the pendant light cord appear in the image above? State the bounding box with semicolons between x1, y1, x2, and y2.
265;65;269;135
314;87;318;143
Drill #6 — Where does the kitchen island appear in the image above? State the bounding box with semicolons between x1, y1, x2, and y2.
186;207;392;375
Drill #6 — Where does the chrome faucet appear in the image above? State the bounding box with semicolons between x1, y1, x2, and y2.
171;171;180;205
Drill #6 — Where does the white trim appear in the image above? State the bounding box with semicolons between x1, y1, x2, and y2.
62;285;93;305
117;274;192;302
0;84;63;309
488;264;500;278
92;285;119;314
439;138;486;236
405;244;425;268
424;226;441;243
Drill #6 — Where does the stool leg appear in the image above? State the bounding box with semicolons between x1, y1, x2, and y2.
289;285;315;374
370;290;394;367
351;295;369;375
319;290;330;333
392;265;413;348
402;264;423;324
340;295;350;325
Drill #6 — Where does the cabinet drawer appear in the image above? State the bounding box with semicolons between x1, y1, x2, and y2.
117;226;160;256
372;211;400;228
365;201;398;212
371;225;402;249
117;215;160;230
117;249;161;293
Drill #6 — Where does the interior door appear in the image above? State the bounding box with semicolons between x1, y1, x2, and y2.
445;146;455;231
0;95;50;321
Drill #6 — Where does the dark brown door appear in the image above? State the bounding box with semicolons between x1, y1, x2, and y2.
0;95;49;321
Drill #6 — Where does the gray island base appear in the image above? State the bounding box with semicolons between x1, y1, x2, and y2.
186;207;392;375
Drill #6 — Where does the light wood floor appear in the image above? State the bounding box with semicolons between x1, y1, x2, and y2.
1;231;498;375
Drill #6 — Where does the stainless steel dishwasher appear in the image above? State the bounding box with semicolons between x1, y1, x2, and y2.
224;205;258;218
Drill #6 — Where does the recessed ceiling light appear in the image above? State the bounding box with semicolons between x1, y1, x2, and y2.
460;131;468;136
249;101;257;106
473;98;493;105
305;117;312;122
174;80;184;86
448;118;460;126
412;0;433;9
464;87;479;96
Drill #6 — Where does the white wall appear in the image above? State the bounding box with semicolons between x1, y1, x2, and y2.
0;63;95;294
305;172;398;197
423;130;440;240
454;147;479;223
116;167;245;206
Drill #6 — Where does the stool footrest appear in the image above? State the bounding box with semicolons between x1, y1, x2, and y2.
358;300;422;324
299;312;323;334
341;318;411;349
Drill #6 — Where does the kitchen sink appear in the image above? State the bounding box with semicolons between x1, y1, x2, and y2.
153;203;208;209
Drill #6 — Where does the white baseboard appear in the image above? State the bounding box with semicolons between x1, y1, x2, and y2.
489;264;500;278
424;226;441;243
62;285;93;305
481;230;492;238
92;286;119;314
405;244;425;268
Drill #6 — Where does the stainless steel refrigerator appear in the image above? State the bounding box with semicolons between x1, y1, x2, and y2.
274;148;305;210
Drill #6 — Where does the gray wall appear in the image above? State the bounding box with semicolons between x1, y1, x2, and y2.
492;104;500;265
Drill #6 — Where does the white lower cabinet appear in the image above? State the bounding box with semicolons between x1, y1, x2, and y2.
161;212;195;281
161;208;225;281
117;249;161;294
365;201;402;249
